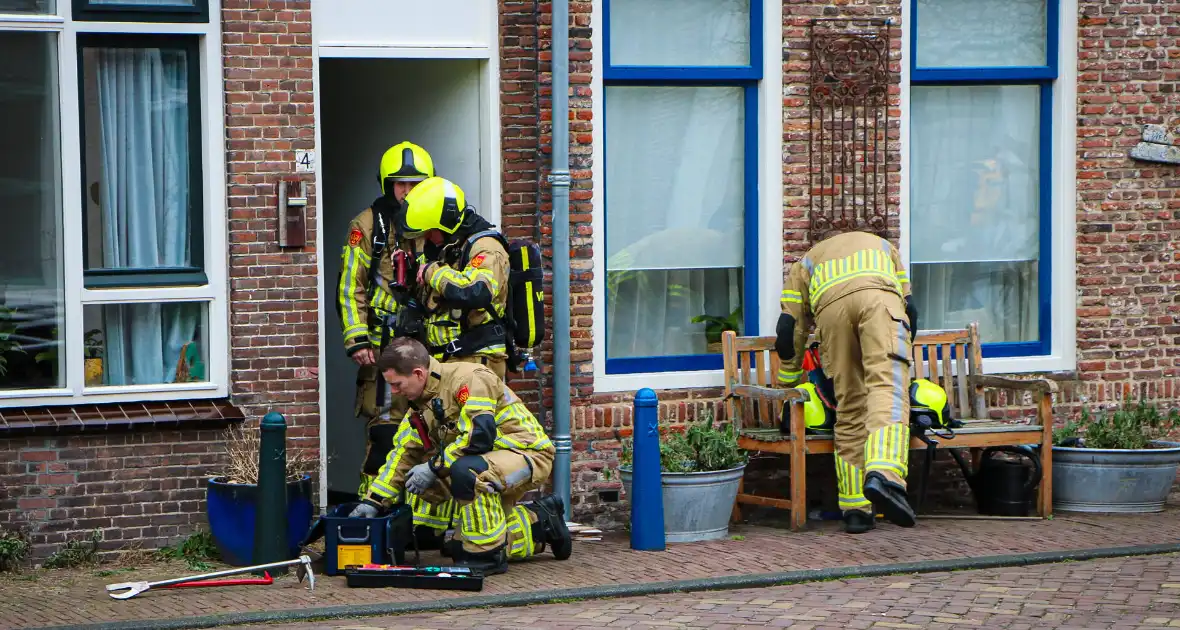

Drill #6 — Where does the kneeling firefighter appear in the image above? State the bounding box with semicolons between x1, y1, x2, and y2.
775;231;919;534
394;177;547;549
348;337;571;575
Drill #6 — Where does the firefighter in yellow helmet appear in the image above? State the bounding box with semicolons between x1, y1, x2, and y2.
336;141;447;547
775;231;919;534
347;337;572;575
400;177;513;380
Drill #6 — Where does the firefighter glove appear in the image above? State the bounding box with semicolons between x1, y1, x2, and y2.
348;500;381;519
406;462;438;496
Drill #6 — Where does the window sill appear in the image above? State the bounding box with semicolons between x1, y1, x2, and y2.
0;398;244;437
595;370;724;393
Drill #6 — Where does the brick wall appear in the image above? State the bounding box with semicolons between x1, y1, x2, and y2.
222;0;321;457
1075;0;1180;401
499;0;545;411
0;430;229;560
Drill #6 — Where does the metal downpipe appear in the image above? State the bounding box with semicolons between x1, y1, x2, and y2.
549;0;573;520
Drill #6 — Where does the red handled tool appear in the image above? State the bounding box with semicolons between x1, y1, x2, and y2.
159;571;274;589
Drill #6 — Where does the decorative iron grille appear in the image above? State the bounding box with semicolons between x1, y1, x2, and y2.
808;18;893;242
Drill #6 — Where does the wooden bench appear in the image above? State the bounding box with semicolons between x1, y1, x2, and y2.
722;324;1057;531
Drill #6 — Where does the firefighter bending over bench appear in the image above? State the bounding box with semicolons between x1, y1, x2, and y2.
775;231;920;534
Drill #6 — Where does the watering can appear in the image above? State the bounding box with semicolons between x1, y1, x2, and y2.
949;446;1042;517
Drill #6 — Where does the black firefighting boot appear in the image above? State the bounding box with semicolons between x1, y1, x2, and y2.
842;509;875;534
440;537;462;559
528;493;573;560
453;544;508;576
864;472;916;528
405;525;446;552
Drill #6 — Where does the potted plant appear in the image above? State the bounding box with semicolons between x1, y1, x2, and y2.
1051;399;1180;513
693;307;742;354
206;420;317;566
616;410;747;542
0;306;22;381
83;329;103;386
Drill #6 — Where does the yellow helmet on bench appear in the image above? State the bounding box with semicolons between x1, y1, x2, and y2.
795;382;835;435
910;378;954;429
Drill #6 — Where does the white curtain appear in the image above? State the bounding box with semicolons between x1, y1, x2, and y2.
605;85;745;358
609;0;750;67
89;0;195;5
92;46;199;385
916;0;1047;67
909;85;1040;343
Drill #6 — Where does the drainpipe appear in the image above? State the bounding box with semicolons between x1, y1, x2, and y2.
549;0;573;521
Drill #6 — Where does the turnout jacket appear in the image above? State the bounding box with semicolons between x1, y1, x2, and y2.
367;358;553;503
777;231;912;385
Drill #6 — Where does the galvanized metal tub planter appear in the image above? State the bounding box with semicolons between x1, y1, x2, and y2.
619;464;746;543
1052;440;1180;513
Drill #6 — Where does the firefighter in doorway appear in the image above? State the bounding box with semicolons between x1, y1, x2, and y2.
399;176;513;379
335;141;441;532
775;231;919;534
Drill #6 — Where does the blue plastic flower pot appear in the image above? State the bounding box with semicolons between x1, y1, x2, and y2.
205;474;314;566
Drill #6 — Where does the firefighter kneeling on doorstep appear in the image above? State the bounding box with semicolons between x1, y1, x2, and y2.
776;230;919;535
348;337;572;575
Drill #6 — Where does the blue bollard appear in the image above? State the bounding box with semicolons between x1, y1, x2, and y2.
630;388;665;551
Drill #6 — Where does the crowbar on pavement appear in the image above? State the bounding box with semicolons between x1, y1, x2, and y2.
105;555;314;600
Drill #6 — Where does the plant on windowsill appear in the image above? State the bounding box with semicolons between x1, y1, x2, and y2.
174;340;206;383
1050;399;1180;514
615;409;748;542
0;306;22;380
83;329;103;386
204;419;318;566
692;306;742;354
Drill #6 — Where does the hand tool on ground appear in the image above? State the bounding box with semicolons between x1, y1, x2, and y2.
159;571;274;590
105;555;314;600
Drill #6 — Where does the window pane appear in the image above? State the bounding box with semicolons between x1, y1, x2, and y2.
83;301;207;386
910;85;1041;343
606;86;746;358
916;0;1047;68
81;43;195;272
0;31;65;391
87;0;195;5
0;0;54;13
609;0;750;67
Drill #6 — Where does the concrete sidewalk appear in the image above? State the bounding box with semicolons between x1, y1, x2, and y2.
7;509;1180;630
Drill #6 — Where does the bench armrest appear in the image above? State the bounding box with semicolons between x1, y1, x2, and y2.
971;374;1058;395
731;384;810;403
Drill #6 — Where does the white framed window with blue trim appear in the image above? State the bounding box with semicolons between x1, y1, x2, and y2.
602;0;763;375
907;0;1059;359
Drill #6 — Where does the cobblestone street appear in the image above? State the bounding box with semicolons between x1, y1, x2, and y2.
246;554;1180;630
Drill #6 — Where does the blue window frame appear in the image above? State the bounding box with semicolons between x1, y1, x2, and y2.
603;0;763;375
909;0;1058;358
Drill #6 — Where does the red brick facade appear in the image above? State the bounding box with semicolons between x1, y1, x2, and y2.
3;0;1180;559
1074;0;1180;402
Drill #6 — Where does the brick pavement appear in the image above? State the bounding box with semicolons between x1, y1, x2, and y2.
6;510;1180;629
243;553;1180;629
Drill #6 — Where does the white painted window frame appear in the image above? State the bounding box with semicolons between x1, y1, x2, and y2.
899;0;1077;376
590;0;784;393
0;1;228;406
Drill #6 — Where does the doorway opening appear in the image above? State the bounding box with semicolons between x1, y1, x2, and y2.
319;57;486;502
